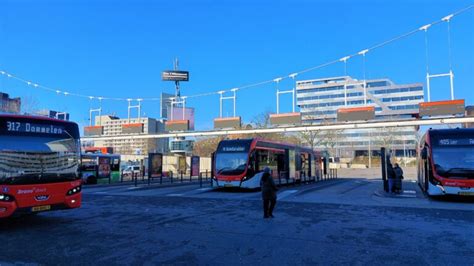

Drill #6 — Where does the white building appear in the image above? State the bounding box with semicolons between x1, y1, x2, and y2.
296;76;424;157
89;115;169;156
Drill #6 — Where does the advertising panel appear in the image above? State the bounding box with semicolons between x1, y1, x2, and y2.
148;153;163;178
98;157;111;178
191;156;200;177
179;156;187;173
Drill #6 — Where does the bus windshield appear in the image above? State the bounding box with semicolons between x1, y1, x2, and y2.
215;152;248;175
0;135;80;185
432;146;474;178
431;132;474;179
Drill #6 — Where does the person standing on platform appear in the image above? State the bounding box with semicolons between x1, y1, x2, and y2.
387;161;396;194
393;163;404;194
260;167;278;219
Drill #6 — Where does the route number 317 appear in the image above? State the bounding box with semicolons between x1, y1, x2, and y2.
6;121;21;131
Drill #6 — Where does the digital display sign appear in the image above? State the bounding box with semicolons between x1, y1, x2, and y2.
5;121;65;135
162;70;189;81
438;139;474;146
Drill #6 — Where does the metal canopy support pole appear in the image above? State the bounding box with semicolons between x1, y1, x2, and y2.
274;78;282;114
231;88;238;117
127;99;142;123
218;92;223;118
89;97;102;126
358;49;369;105
289;73;298;113
170;98;175;120
420;24;432;102
218;89;238;118
443;14;455;100
340;56;349;107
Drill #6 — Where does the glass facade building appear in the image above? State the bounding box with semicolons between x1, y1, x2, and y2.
296;76;424;157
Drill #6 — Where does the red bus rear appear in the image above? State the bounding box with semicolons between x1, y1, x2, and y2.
0;115;82;218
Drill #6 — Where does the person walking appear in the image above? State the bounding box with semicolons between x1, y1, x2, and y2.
260;167;278;219
393;163;404;194
387;161;396;194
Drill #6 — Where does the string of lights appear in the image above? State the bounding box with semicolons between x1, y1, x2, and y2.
0;5;472;103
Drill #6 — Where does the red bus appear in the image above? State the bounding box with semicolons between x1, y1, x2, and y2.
417;128;474;196
212;138;321;189
0;115;82;218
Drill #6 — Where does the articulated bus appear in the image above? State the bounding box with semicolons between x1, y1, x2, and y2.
417;128;474;196
212;138;321;189
0;115;82;218
81;153;121;184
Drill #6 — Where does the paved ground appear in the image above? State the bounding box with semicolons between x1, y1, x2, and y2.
0;175;473;265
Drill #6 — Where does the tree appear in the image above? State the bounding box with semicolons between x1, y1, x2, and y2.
21;95;40;114
298;130;322;150
193;136;223;157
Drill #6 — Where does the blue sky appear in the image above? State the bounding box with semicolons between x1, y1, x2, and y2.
0;0;473;131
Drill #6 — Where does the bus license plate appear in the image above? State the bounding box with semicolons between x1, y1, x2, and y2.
458;192;474;196
32;205;51;212
224;184;233;187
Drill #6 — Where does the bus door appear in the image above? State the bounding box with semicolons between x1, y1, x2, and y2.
110;157;121;182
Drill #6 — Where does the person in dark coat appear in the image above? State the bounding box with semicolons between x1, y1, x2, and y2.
393;163;404;194
387;161;396;194
260;167;278;218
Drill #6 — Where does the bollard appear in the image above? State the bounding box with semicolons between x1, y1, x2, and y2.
148;173;151;185
181;171;183;183
121;170;124;183
190;172;192;182
134;172;138;187
160;174;163;185
171;171;173;183
199;173;202;188
335;169;338;179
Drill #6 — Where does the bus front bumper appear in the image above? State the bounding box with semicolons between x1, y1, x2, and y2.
0;193;81;219
431;184;474;196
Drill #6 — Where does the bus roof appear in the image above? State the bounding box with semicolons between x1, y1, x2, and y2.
0;113;77;125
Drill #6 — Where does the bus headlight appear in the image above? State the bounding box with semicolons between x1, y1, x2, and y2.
0;194;14;202
67;186;82;196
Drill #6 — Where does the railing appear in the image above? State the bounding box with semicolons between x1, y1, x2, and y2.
85;167;337;189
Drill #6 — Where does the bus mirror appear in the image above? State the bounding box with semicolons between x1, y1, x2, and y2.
421;147;427;159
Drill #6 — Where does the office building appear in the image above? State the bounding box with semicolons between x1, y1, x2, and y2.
296;76;424;157
86;115;169;155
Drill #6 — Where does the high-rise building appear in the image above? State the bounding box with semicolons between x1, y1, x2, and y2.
296;76;424;157
86;115;169;155
0;92;21;114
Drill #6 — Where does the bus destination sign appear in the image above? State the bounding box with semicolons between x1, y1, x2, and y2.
222;146;246;152
438;138;474;146
5;121;65;135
